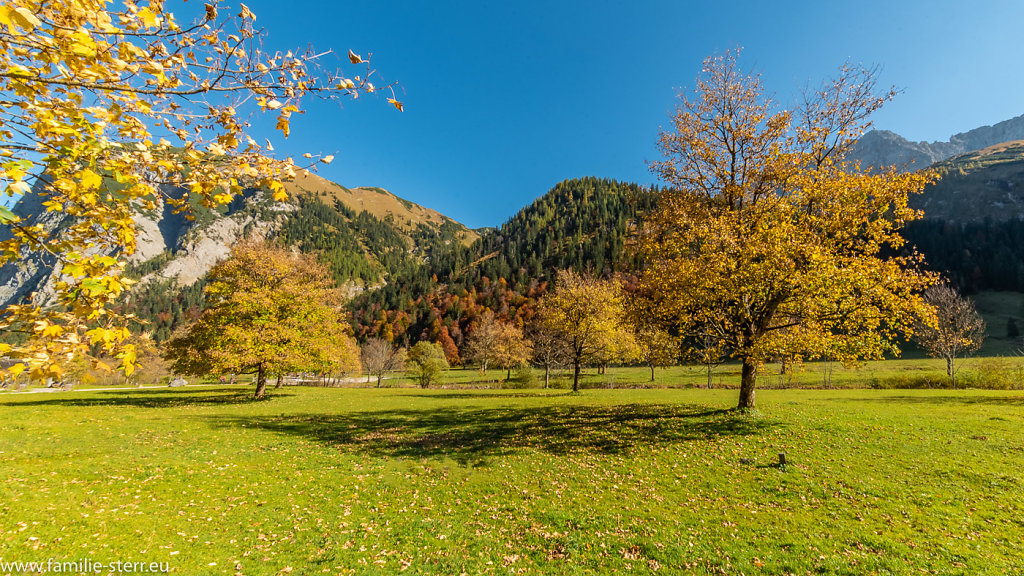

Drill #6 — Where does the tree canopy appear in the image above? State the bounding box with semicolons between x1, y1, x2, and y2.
537;270;632;392
406;341;448;388
0;0;395;380
163;242;360;399
636;51;935;409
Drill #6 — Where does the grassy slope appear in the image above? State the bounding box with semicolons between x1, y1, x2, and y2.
918;140;1024;221
1;385;1022;575
285;170;480;246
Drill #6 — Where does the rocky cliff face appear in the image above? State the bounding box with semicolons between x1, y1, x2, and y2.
851;113;1024;170
0;168;478;311
0;184;286;309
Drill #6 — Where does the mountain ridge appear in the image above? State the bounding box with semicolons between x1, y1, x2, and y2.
850;113;1024;170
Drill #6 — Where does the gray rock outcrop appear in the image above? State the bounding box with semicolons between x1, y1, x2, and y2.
851;113;1024;171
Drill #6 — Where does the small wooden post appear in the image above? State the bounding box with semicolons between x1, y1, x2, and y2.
778;452;787;467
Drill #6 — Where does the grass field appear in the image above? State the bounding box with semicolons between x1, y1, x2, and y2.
1;380;1022;575
377;356;1024;391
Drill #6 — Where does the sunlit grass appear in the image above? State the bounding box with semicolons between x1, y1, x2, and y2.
1;383;1022;574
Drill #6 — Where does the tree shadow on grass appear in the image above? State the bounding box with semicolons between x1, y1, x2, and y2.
210;403;775;465
0;387;279;408
396;391;576;400
848;394;1024;407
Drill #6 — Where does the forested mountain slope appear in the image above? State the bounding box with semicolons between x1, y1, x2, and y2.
347;177;656;353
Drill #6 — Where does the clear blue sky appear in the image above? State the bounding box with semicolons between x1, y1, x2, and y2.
235;0;1024;228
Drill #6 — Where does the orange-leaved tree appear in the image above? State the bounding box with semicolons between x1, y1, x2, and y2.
636;51;935;409
0;0;398;381
163;242;360;399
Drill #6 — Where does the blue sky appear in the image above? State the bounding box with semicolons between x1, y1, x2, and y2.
235;0;1024;228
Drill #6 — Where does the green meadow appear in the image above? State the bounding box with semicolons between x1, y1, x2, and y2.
2;370;1022;575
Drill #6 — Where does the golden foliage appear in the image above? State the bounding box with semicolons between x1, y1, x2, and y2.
537;270;634;391
162;242;360;399
0;0;398;379
637;51;936;408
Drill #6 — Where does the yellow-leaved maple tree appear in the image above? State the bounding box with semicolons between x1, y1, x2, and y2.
636;51;935;409
162;242;361;399
0;0;399;381
537;270;633;392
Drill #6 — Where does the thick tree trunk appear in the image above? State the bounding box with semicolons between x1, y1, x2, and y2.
738;359;757;409
572;358;581;392
254;364;268;399
376;373;383;388
274;375;282;389
507;367;512;382
650;363;655;382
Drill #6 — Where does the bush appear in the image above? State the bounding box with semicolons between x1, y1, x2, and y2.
870;374;948;389
960;358;1024;390
508;364;536;389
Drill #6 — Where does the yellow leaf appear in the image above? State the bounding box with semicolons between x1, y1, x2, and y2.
348;50;363;64
8;181;30;195
136;7;162;28
388;98;404;112
79;168;102;191
276;116;290;138
8;363;26;378
267;180;288;202
320;155;334;165
6;6;41;34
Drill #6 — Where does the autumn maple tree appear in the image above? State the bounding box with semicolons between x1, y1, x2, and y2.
0;0;399;381
636;51;935;409
162;242;361;399
537;270;632;392
464;312;532;380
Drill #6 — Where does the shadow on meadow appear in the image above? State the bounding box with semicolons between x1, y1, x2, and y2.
0;387;269;408
211;403;774;464
396;391;576;400
848;393;1024;407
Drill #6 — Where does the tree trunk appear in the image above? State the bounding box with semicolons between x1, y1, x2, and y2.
649;363;655;382
506;367;512;382
707;362;713;389
738;359;757;409
254;364;267;399
275;375;282;389
572;358;581;392
544;364;550;389
376;373;383;388
946;356;953;377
